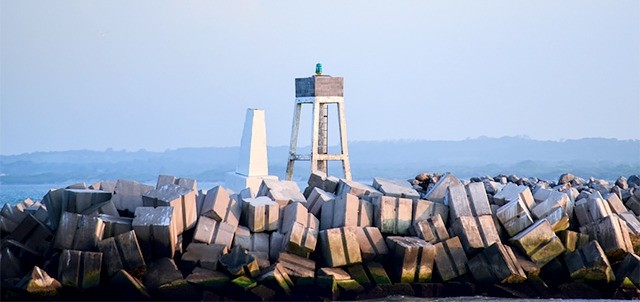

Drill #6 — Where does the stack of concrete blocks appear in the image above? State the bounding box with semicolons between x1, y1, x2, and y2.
533;187;575;219
233;226;270;268
385;236;436;283
319;227;362;267
98;230;146;277
468;242;527;284
305;187;336;217
5;214;55;262
225;109;279;194
54;212;105;251
580;215;634;261
574;192;614;227
132;206;176;259
496;193;534;237
58;249;103;289
493;183;535;209
279;202;319;258
110;180;154;214
348;226;388;262
412;215;450;244
412;198;449;225
142;177;197;235
604;192;640;250
424;173;461;204
304;171;340;197
371;195;412;235
181;243;228;271
257;179;306;208
43;188;111;230
564;240;615;282
1;199;48;235
372;178;421;200
509;219;565;266
447;182;501;254
321;193;372;230
335;179;382;199
530;190;570;232
433;236;468;281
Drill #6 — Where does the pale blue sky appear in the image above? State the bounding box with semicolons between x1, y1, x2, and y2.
1;1;639;155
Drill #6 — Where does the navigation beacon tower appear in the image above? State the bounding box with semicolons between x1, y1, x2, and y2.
286;64;352;180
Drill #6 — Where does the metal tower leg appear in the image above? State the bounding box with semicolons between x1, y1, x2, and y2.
286;102;302;180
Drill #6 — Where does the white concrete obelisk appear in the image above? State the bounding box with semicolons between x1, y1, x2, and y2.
225;108;278;194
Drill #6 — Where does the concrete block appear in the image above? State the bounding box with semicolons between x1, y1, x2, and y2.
201;186;241;228
132;207;176;259
465;182;493;216
280;202;308;234
181;243;228;271
319;227;362;267
321;193;371;230
446;183;473;221
345;226;388;262
564;240;615;282
372;178;420;199
278;252;316;279
258;179;306;207
605;192;628;215
99;214;133;238
192;215;235;249
451;215;501;254
63;189;113;214
233;226;270;254
98;230;145;277
433;236;468;281
269;232;285;262
7;214;54;255
195;190;206;217
54;212;105;251
468;242;526;284
42;189;64;229
385;236;436;283
185;267;230;291
245;196;279;232
143;183;197;234
412;198;449;225
413;214;449;244
575;195;613;227
111;179;154;213
531;193;570;232
80;200;119;217
625;195;640;215
219;246;260;278
493;183;535;209
496;199;534;237
372;195;412;235
580;215;634;261
619;211;640;234
336;179;382;198
558;230;589;254
615;253;640;288
306;187;335;217
283;222;318;257
58;250;102;289
142;258;183;289
510;219;565;266
17;266;62;297
424;172;461;204
256;263;294;297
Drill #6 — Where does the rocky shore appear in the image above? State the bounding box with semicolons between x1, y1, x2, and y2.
1;171;640;301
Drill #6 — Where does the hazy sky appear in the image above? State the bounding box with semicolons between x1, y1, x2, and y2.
1;1;639;155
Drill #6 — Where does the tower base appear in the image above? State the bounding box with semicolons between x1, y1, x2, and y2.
224;172;278;195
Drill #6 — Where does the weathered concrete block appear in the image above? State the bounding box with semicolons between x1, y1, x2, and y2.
412;214;449;244
496;199;534;237
305;187;335;217
321;193;372;230
58;250;102;289
493;183;535;209
280;202;308;234
580;215;634;261
181;243;228;271
111;179;154;213
81;200;119;217
142;257;184;290
531;191;568;221
220;246;260;278
625;194;640;216
99;214;133;238
564;240;615;282
424;173;461;204
446;183;473;221
336;179;382;198
283;222;318;257
17;266;62;298
54;212;105;251
619;211;640;234
234;226;270;254
605;192;628;215
7;214;54;255
468;242;526;284
277;252;316;280
433;236;468;281
269;232;285;262
372;178;420;199
372;195;412;235
201;186;241;229
244;196;279;232
256;263;294;297
575;195;613;227
143;183;197;234
615;253;640;288
385;236;436;283
42;189;64;229
258;179;306;207
465;182;493;215
98;230;145;277
192;215;235;249
510;219;565;266
63;189;113;214
412;199;449;225
345;226;388;262
132;207;176;259
451;215;501;254
558;230;589;254
185;266;230;291
319;227;362;267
